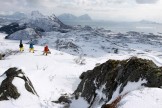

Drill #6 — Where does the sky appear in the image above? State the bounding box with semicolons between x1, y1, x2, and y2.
0;0;162;22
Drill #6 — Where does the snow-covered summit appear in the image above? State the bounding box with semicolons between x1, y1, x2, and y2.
20;11;63;31
29;11;46;19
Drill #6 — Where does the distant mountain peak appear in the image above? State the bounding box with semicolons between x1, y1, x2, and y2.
58;13;77;20
139;19;160;24
29;11;46;19
78;14;92;20
58;13;92;21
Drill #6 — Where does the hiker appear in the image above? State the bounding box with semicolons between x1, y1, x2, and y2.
19;40;24;52
29;40;34;53
43;45;50;56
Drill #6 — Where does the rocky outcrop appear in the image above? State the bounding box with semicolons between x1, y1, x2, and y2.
55;39;80;54
73;57;162;107
0;67;38;101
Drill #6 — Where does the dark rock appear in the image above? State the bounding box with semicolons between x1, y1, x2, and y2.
52;94;72;107
0;67;38;101
79;71;91;80
101;95;122;108
73;57;162;107
57;29;71;33
0;53;5;60
113;48;118;54
58;96;72;104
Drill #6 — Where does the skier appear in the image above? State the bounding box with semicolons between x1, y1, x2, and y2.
43;45;50;56
19;40;24;52
29;40;34;53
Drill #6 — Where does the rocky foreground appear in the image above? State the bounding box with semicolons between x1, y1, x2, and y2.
55;57;162;108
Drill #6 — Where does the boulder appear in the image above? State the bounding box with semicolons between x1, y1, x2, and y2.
0;67;38;101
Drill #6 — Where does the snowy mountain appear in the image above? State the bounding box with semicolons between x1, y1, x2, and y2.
0;11;71;40
20;11;71;32
58;13;92;21
1;10;162;108
29;11;46;19
78;14;92;20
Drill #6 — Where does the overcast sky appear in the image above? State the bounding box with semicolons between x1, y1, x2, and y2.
0;0;162;22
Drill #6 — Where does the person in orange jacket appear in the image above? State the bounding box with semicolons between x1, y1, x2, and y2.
43;45;50;56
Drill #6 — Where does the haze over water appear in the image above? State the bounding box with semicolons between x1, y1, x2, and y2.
62;20;162;34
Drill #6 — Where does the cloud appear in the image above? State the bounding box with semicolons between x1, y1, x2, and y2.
0;0;162;22
136;0;159;4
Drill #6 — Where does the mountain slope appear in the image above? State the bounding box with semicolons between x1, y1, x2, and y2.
0;16;162;108
117;88;162;108
0;33;98;108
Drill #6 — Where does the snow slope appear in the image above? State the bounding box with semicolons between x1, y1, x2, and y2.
0;33;100;108
118;88;162;108
1;31;162;108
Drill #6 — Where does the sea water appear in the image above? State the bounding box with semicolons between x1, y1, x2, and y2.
62;20;162;34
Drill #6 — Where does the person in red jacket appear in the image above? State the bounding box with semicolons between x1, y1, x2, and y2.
43;45;50;56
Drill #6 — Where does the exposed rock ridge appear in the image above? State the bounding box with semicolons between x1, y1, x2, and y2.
74;57;162;107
